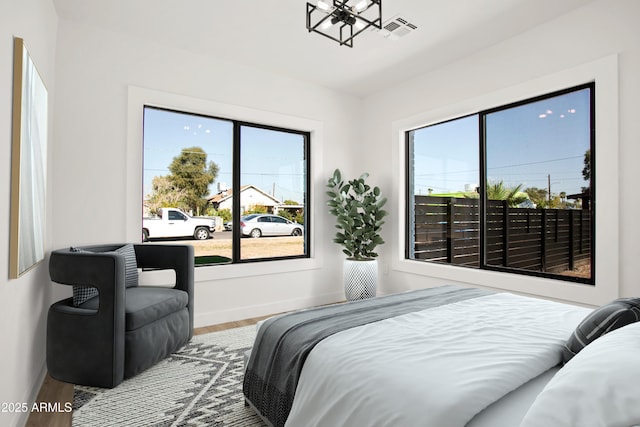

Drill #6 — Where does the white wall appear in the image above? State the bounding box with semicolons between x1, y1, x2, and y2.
52;19;363;326
363;0;640;305
0;1;57;426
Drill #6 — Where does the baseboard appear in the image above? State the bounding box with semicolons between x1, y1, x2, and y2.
194;291;345;327
10;364;48;427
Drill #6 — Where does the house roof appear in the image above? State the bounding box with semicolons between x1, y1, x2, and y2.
208;185;281;205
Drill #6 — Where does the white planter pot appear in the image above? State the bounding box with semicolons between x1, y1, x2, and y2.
343;258;378;301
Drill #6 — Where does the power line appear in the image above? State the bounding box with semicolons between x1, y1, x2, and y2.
488;155;583;170
413;155;583;177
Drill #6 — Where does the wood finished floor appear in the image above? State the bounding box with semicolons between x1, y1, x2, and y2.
26;315;271;427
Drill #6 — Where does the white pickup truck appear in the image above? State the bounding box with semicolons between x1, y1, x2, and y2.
143;208;215;241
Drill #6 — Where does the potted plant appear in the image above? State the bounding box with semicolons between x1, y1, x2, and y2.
326;169;388;300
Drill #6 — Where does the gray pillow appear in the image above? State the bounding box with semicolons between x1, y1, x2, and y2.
115;243;138;288
562;297;640;363
69;244;138;307
69;247;98;306
72;285;99;307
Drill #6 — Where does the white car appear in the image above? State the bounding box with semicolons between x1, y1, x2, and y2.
240;214;303;238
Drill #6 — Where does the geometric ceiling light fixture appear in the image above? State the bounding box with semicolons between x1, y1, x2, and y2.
306;0;382;48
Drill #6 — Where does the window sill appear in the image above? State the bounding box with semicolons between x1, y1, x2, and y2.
195;256;322;281
139;256;322;287
392;258;614;307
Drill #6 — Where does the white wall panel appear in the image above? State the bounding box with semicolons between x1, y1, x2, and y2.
0;1;57;425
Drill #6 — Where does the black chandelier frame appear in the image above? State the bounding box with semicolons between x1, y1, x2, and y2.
306;0;383;48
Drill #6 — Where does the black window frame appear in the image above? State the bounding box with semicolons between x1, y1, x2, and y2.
143;106;311;265
405;83;595;285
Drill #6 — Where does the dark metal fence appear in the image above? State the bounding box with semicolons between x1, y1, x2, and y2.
412;196;591;274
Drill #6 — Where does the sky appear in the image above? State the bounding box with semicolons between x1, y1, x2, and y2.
143;87;590;206
143;108;307;204
410;87;591;198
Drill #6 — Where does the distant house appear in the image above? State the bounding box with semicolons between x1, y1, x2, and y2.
208;185;281;214
567;188;590;210
277;202;304;217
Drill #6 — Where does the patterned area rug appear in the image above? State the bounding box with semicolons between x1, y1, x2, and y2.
72;326;265;426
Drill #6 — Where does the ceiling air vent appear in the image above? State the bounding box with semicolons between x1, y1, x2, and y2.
377;15;417;40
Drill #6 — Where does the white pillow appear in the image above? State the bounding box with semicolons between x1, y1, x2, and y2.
520;321;640;427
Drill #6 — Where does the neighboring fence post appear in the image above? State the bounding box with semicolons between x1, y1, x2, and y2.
569;210;575;271
447;198;454;263
580;209;585;254
502;200;509;267
541;210;547;271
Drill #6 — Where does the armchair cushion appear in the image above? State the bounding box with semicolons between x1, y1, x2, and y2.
78;287;188;331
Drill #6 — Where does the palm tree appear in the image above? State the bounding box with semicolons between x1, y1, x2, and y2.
486;181;528;207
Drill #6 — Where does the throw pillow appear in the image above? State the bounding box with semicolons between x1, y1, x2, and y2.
72;285;99;307
115;243;138;288
69;244;139;307
69;246;98;306
520;322;640;427
562;297;640;363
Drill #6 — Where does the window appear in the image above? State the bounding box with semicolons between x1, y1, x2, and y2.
143;106;310;265
406;84;594;284
168;210;186;221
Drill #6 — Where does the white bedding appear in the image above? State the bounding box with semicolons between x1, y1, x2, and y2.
284;293;591;427
468;367;560;427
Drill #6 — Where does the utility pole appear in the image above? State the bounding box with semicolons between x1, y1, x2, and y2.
548;174;551;202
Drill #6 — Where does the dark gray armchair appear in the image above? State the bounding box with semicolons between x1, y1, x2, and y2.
47;243;194;388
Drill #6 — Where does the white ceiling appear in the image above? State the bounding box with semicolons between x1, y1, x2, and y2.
53;0;595;97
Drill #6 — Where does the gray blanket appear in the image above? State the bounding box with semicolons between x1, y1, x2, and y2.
242;285;491;427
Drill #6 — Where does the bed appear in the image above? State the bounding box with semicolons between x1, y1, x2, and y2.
242;285;640;427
